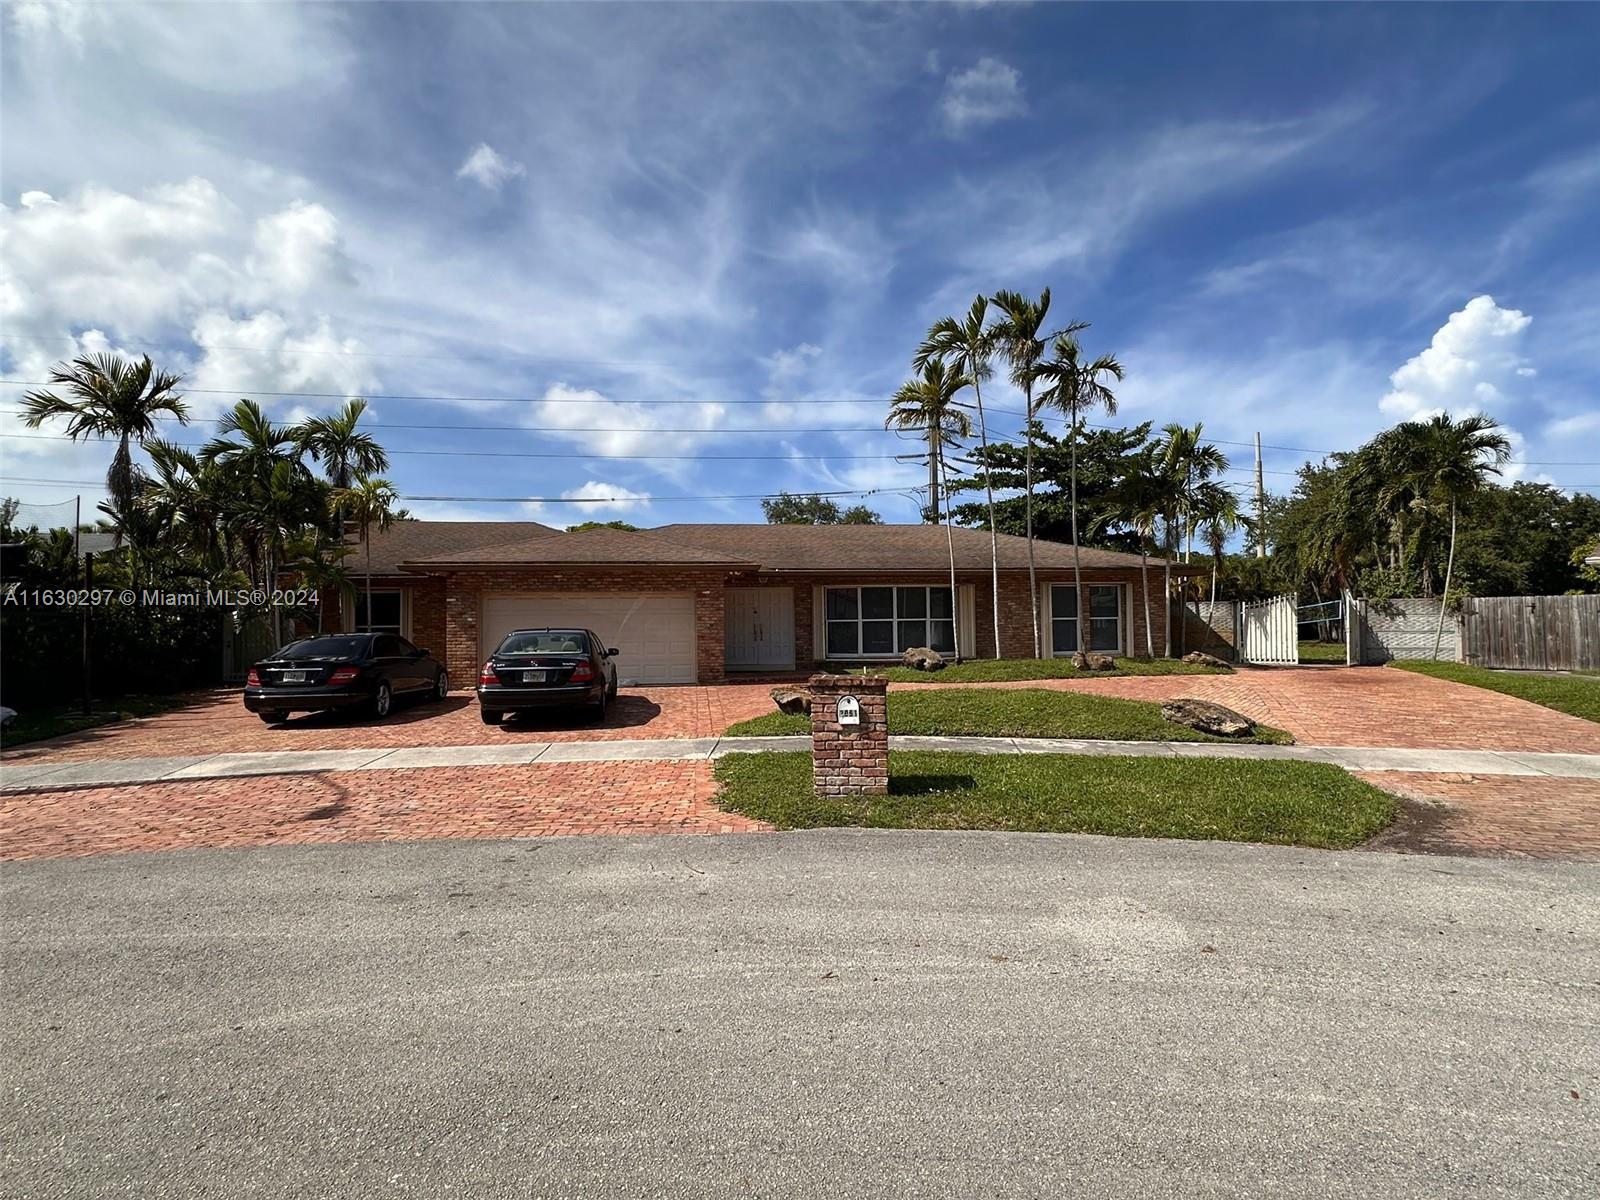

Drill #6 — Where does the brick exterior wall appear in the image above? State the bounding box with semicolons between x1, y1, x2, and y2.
416;567;728;685
808;673;889;796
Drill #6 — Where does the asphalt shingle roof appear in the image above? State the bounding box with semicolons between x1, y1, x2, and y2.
410;526;758;567
347;520;558;575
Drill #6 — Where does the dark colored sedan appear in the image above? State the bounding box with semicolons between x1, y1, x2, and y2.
244;633;450;724
477;628;619;724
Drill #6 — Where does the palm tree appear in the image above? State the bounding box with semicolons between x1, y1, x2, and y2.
203;400;322;591
916;296;1003;659
1095;446;1164;657
283;533;357;634
1194;482;1249;605
298;398;388;532
1381;413;1512;657
990;289;1074;657
331;477;407;632
140;439;229;579
1032;331;1124;652
887;361;974;662
21;353;188;581
1152;424;1226;656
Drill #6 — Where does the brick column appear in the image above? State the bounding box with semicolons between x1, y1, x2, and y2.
808;673;889;796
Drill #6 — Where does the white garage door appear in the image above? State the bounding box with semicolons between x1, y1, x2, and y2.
480;593;697;685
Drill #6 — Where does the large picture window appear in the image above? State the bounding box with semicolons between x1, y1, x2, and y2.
826;586;955;657
1049;584;1121;654
354;590;404;636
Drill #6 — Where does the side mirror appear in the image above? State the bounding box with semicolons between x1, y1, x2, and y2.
607;647;620;657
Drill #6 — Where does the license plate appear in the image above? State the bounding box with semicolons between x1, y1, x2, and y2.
522;670;548;684
282;670;306;684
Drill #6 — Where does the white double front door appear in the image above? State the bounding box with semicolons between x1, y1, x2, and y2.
725;587;795;671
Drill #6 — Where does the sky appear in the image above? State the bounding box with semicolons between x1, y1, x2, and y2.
2;1;1598;531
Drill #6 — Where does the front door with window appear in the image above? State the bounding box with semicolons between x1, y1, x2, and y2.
725;587;795;670
1050;584;1122;655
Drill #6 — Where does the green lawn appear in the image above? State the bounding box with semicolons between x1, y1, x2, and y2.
1297;640;1347;664
1390;661;1600;724
0;694;192;748
820;656;1230;683
725;686;1292;743
714;751;1394;849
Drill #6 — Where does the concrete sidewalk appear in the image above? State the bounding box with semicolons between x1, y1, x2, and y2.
3;736;1598;793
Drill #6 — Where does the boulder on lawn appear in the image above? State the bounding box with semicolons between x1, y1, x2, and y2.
901;646;946;672
1160;697;1256;738
1085;653;1117;671
770;687;812;716
1182;651;1230;668
1070;651;1090;670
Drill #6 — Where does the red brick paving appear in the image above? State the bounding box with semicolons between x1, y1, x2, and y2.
0;762;770;861
0;685;777;765
1358;772;1600;861
893;666;1600;753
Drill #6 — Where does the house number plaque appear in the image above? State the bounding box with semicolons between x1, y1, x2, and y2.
837;695;861;726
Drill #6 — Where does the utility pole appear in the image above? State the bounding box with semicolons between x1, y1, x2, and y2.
1254;432;1267;558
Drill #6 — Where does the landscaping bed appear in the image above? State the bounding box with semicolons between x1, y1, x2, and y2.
725;687;1292;743
714;751;1395;848
0;694;194;748
818;656;1230;683
1391;661;1599;724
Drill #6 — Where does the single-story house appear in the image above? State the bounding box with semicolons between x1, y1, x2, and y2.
323;521;1197;685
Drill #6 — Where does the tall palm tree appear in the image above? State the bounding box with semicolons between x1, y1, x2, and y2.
1095;446;1164;657
1194;482;1249;605
139;439;229;579
1153;424;1227;656
1032;331;1124;652
331;477;407;632
916;296;1003;659
887;361;974;662
990;289;1074;657
21;353;188;581
298;398;388;532
1381;413;1512;657
203;399;322;591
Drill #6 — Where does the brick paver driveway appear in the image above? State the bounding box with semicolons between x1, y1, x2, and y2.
0;683;779;765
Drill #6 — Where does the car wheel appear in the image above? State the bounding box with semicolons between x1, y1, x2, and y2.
479;708;502;726
593;688;608;721
435;670;450;701
258;710;284;724
373;682;392;719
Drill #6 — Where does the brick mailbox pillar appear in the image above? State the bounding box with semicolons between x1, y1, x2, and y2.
808;673;889;796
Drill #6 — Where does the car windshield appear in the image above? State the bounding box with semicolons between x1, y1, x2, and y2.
498;631;589;656
278;636;369;660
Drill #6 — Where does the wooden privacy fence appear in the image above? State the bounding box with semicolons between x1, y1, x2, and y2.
1460;595;1600;671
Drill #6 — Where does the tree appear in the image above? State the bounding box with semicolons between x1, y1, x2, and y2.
298;398;388;532
568;520;640;532
331;477;408;631
1193;482;1249;605
1378;413;1512;656
20;353;189;578
1152;424;1226;655
917;296;1002;658
203;400;324;591
888;361;973;660
1031;330;1124;652
761;492;882;525
1095;446;1165;657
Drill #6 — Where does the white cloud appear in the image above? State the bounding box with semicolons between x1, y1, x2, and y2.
1543;411;1600;439
7;0;93;49
456;143;526;191
940;57;1026;136
522;383;726;483
1379;296;1534;421
522;480;652;524
188;312;378;413
248;201;353;297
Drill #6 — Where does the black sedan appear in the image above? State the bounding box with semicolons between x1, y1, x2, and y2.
477;628;619;724
244;633;450;724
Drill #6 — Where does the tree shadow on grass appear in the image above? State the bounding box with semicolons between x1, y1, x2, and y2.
890;773;978;796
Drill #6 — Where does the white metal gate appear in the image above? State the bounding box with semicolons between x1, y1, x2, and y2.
1238;594;1299;665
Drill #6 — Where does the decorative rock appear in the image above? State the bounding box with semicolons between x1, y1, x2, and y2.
900;646;946;672
1182;651;1230;668
1086;653;1117;671
1160;698;1256;738
770;687;812;715
1070;651;1090;670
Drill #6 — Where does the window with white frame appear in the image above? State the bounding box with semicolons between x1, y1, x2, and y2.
825;586;955;657
353;590;404;636
1049;584;1121;654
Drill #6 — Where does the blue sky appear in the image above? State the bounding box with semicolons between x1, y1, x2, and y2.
3;1;1598;528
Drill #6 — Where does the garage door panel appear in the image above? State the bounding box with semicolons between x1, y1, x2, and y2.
481;593;697;684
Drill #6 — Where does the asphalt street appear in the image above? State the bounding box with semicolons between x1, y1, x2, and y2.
3;831;1597;1198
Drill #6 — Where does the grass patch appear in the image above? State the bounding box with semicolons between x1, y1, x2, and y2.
1297;640;1347;664
724;687;1292;744
715;751;1394;849
1390;660;1600;724
0;693;191;748
819;656;1230;683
